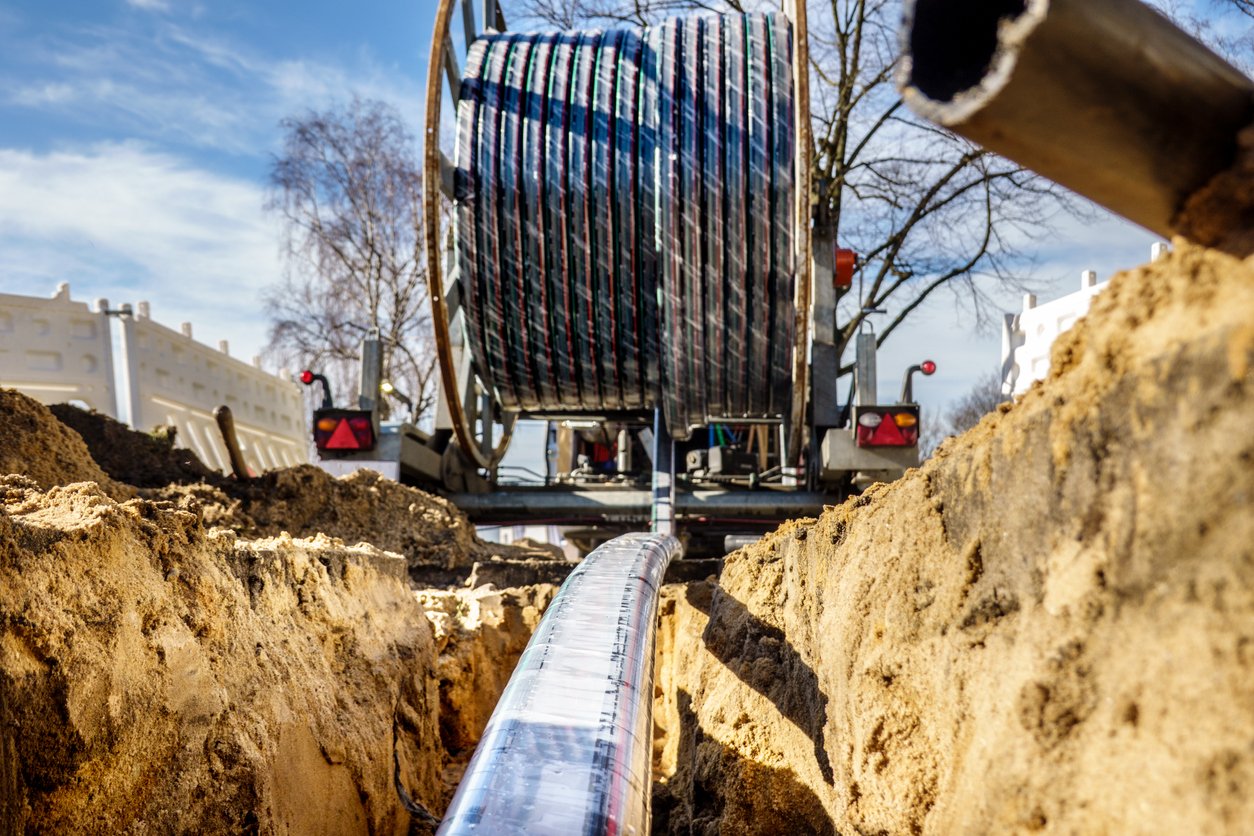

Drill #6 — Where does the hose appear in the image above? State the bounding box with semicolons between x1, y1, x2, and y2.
454;13;795;440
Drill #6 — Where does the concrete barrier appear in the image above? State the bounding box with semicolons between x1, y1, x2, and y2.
0;284;308;472
0;283;117;415
117;305;307;471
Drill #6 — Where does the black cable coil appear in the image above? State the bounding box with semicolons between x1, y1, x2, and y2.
455;12;794;440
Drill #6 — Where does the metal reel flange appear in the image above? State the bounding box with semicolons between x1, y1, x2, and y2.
424;0;516;470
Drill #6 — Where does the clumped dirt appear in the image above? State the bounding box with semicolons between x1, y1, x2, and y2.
1175;123;1254;258
0;387;562;833
27;400;554;583
653;241;1254;833
157;466;483;575
48;403;219;488
0;392;131;500
154;467;562;585
0;477;443;834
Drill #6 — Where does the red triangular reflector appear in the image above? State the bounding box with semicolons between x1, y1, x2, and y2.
324;419;361;450
870;416;907;446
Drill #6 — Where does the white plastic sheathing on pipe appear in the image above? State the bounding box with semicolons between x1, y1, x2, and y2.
438;532;681;835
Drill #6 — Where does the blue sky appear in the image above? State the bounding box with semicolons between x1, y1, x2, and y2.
0;0;432;361
0;0;1241;440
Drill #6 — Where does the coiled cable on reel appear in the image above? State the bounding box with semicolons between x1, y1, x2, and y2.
455;12;794;440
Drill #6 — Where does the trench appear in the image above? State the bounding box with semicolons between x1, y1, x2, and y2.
1;243;1253;833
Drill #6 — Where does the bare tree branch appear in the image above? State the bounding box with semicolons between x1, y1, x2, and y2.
265;98;436;421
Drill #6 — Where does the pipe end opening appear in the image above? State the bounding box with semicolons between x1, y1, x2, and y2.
907;0;1029;102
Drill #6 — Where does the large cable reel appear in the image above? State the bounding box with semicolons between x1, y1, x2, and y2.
425;0;812;463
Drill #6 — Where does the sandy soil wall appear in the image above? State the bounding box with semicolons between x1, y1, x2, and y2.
0;393;560;833
653;243;1254;833
0;477;445;834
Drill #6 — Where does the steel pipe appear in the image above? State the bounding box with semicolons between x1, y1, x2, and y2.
438;532;681;835
898;0;1254;237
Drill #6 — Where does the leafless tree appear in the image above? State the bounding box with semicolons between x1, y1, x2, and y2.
264;98;436;421
919;370;1006;457
1147;0;1254;70
507;0;1081;376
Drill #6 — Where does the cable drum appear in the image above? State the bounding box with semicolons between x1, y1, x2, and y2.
455;12;795;440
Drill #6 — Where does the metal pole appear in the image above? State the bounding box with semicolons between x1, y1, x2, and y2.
115;304;141;428
651;409;675;536
898;0;1254;238
359;331;382;412
854;330;877;407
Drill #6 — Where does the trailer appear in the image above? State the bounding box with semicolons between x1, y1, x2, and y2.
301;1;936;556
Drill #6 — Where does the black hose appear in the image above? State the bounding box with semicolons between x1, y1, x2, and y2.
455;13;795;440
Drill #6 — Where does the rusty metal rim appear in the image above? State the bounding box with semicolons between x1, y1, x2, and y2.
786;0;813;469
425;0;515;470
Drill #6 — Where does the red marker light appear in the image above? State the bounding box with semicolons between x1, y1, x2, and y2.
312;409;376;452
324;420;361;450
920;360;937;375
835;248;857;288
855;407;920;448
300;369;315;385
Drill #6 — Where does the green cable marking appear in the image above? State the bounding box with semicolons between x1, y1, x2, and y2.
472;39;499;397
635;29;652;403
762;13;772;416
612;39;628;405
497;38;525;405
686;18;702;424
544;37;571;405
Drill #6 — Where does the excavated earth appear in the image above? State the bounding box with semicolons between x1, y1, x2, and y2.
652;241;1254;833
0;394;559;834
0;240;1250;834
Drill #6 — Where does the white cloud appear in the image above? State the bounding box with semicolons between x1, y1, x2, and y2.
126;0;171;11
11;81;76;105
0;142;281;360
2;20;424;155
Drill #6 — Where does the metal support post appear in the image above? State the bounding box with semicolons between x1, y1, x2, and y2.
650;409;675;536
113;304;141;428
359;331;383;412
854;330;878;406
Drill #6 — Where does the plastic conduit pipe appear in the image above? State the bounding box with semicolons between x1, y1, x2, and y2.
437;532;681;835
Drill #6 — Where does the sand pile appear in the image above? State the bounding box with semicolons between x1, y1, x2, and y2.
651;242;1254;833
0;390;561;833
38;402;562;584
48;403;218;488
159;467;483;575
0;477;443;833
0;392;131;500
